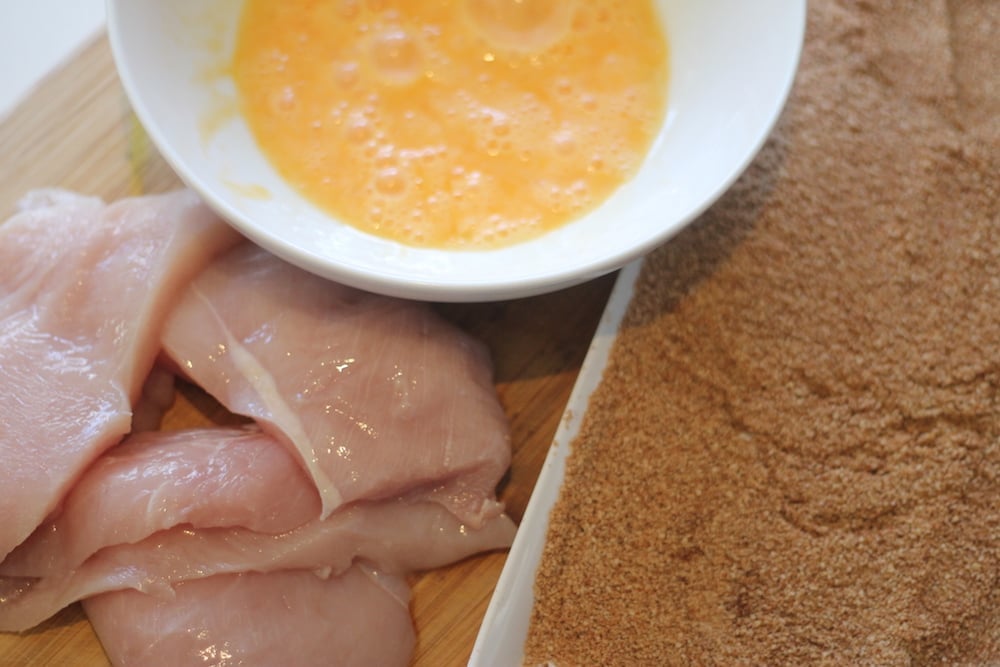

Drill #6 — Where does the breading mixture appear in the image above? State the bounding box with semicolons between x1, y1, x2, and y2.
525;0;999;663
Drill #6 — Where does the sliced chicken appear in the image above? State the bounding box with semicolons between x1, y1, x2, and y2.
85;565;415;667
0;426;514;632
0;190;241;560
0;498;514;632
0;427;321;578
161;244;512;525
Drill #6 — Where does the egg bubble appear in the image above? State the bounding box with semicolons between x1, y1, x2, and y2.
334;61;360;89
463;0;578;53
345;115;373;143
374;166;406;196
267;85;297;114
373;143;397;166
551;128;577;155
368;28;423;86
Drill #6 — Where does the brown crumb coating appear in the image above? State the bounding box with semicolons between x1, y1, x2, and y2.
524;0;1000;665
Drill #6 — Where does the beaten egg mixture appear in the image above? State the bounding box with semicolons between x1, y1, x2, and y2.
233;0;668;249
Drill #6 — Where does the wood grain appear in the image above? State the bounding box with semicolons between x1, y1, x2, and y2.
0;34;615;666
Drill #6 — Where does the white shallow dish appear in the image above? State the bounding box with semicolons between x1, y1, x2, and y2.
470;260;642;666
106;0;805;302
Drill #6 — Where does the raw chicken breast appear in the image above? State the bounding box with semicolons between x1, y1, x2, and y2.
84;565;415;667
0;190;241;560
0;423;513;631
0;427;321;578
0;499;514;632
161;244;511;525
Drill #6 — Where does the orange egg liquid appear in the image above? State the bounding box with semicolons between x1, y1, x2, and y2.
232;0;668;249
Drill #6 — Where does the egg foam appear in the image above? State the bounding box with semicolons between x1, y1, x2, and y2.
232;0;668;250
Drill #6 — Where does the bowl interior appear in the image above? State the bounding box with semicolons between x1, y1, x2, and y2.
107;0;805;302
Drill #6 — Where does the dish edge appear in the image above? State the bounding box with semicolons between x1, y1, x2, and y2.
469;258;644;666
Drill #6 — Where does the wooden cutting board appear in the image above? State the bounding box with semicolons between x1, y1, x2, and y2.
0;34;616;666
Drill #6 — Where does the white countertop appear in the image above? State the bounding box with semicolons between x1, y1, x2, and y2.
0;0;106;119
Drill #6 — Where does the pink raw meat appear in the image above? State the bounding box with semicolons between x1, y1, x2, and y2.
161;244;512;525
0;498;514;632
0;189;241;560
0;427;321;578
84;565;415;667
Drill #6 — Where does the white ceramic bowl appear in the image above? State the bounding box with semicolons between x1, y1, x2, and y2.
107;0;805;302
